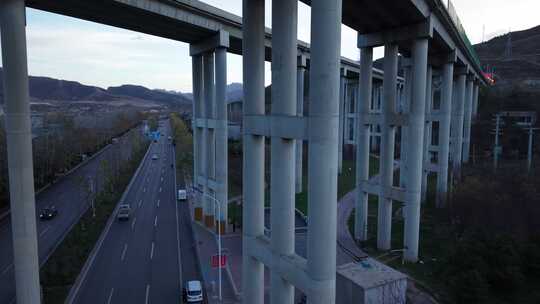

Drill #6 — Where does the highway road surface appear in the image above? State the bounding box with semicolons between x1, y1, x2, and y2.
72;121;202;303
0;127;143;304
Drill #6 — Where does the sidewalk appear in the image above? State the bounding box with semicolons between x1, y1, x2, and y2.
192;221;239;304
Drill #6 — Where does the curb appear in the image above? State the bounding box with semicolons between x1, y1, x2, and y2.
65;139;151;304
188;196;205;284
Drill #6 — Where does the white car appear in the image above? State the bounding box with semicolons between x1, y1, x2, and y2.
183;280;203;303
178;189;187;201
117;204;131;221
152;154;159;160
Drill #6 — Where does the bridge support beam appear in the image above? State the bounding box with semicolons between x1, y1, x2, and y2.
242;0;266;302
462;78;474;163
436;60;455;208
378;43;398;251
355;47;372;242
404;37;429;263
296;55;306;194
0;0;42;303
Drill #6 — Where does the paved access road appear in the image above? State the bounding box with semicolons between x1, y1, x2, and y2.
73;121;202;303
0;127;142;304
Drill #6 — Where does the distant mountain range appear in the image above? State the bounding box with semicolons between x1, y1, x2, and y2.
0;67;245;108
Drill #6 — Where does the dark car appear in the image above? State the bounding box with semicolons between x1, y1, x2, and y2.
39;206;58;220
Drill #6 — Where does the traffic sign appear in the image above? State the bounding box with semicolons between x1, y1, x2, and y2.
211;255;226;268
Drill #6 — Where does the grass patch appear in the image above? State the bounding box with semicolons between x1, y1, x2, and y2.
39;140;149;303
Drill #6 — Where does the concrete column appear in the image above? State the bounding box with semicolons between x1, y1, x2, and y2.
399;66;412;188
307;0;341;302
462;79;474;163
203;52;216;228
436;61;454;208
421;66;433;204
296;57;306;193
451;73;467;178
378;43;398;251
191;55;204;221
338;71;346;174
215;47;228;234
242;0;265;302
404;38;429;262
355;47;373;242
0;0;42;302
472;83;479;118
270;0;297;303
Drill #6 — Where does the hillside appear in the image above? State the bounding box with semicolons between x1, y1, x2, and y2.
474;25;540;85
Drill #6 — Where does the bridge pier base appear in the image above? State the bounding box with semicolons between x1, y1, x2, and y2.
0;0;42;303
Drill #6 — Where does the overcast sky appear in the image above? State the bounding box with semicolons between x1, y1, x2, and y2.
0;0;538;93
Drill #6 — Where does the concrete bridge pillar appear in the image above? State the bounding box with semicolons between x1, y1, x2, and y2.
270;0;297;302
306;0;342;302
355;47;373;242
421;66;433;204
296;55;306;194
399;64;412;189
404;37;429;262
241;0;266;302
472;83;479;118
462;78;474;163
215;46;228;233
338;69;346;174
203;52;216;228
436;59;455;208
190;30;230;231
0;0;42;302
451;71;467;179
191;55;204;222
378;43;398;251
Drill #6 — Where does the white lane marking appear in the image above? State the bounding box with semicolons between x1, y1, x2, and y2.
161;177;163;182
145;284;151;304
154;216;158;227
107;288;115;304
143;187;147;193
1;264;13;276
157;200;160;208
120;244;128;261
159;187;162;193
150;242;155;260
131;217;137;231
139;200;143;207
39;226;51;238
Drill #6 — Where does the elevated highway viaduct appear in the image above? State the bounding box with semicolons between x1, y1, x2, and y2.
0;0;485;303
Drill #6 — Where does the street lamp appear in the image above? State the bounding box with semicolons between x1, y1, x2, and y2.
191;186;222;301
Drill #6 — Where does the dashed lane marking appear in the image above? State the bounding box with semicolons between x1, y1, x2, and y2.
121;244;128;261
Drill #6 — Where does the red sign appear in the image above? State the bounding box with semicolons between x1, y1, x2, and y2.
211;255;227;268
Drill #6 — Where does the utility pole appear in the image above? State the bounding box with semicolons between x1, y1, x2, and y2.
492;115;503;171
526;127;539;172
